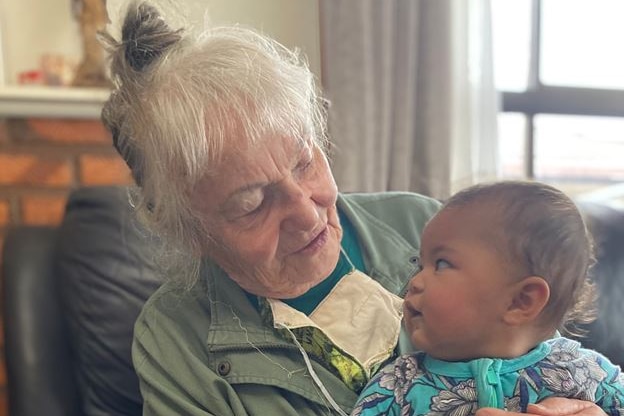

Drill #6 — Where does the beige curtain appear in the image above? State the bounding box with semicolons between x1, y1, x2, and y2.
319;0;499;200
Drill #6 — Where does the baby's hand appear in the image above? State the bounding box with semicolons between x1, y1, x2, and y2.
475;398;605;416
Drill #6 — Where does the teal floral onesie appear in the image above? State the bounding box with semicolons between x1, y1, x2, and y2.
351;338;624;416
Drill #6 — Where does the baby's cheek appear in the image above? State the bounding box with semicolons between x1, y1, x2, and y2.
423;296;455;324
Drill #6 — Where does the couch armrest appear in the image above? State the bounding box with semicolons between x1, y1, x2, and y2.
577;201;624;368
2;227;81;416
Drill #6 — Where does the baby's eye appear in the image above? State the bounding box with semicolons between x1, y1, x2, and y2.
435;259;451;271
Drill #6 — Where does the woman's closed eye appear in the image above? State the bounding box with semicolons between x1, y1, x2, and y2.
241;201;265;217
294;152;313;177
233;192;267;219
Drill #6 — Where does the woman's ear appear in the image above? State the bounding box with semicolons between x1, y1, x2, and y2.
503;276;550;326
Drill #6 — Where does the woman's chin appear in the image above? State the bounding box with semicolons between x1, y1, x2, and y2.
275;276;326;299
240;277;315;299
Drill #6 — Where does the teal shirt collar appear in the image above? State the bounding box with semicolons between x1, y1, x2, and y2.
422;341;552;377
245;209;366;314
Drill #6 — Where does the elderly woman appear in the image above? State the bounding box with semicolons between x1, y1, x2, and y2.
101;2;609;416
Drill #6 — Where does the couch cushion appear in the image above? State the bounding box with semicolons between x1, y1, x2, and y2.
57;186;162;416
576;201;624;367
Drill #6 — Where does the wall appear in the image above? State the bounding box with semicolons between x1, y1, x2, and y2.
0;1;320;414
0;0;321;84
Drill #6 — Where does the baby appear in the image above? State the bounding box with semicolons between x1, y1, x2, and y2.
352;181;624;416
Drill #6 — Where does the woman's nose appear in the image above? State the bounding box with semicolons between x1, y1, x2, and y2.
281;182;320;231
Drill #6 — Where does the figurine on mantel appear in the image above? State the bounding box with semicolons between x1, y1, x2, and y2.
71;0;111;88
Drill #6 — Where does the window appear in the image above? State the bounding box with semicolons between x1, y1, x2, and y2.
492;0;624;205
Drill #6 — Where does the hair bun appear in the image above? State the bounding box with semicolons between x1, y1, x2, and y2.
122;2;183;72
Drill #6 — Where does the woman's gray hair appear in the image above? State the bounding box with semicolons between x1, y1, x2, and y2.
100;1;328;287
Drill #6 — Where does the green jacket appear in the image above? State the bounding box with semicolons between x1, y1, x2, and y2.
133;191;440;415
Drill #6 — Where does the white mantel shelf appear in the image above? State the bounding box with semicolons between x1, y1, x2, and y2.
0;86;110;119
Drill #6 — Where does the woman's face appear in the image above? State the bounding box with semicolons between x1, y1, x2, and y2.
192;134;343;299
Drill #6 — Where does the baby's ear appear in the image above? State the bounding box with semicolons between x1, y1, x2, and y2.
503;276;550;326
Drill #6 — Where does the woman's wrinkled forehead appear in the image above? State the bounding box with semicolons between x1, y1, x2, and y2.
202;95;313;157
200;128;314;191
238;131;309;158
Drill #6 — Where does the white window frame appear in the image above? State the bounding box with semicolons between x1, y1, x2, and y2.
500;0;624;178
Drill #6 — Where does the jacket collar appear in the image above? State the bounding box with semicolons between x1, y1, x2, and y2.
336;193;420;295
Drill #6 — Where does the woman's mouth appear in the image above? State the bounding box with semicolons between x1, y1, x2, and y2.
296;227;329;254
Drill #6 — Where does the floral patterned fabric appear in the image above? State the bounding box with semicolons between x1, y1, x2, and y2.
351;338;624;416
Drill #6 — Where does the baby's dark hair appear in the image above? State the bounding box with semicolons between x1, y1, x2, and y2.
443;180;597;334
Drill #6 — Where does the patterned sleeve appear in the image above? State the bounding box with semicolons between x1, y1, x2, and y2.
350;355;422;416
593;355;624;416
542;337;624;416
542;339;624;416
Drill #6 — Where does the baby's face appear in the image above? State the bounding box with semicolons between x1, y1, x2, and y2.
403;205;517;361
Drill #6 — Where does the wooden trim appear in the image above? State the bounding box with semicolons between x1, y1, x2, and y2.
0;86;109;119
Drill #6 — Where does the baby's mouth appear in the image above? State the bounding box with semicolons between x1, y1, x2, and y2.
405;303;422;317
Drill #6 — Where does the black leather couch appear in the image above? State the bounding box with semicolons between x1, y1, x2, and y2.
3;187;162;416
2;186;624;416
574;199;624;362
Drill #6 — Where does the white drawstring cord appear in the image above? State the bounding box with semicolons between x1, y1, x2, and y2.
340;246;356;273
277;324;349;416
